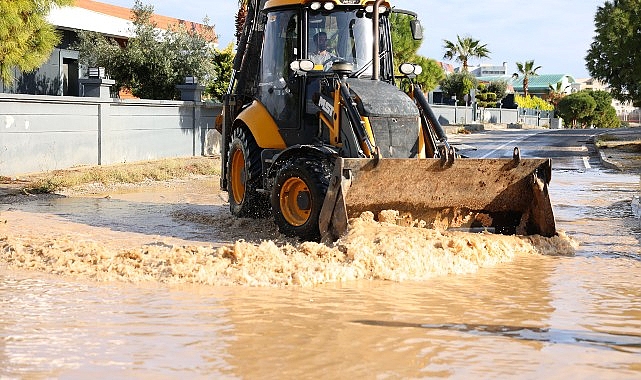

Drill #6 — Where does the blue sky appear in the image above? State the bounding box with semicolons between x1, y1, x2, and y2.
102;0;606;78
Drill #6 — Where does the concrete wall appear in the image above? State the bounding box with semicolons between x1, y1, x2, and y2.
0;93;221;176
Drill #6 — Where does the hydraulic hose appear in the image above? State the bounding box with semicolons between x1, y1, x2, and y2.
413;86;450;148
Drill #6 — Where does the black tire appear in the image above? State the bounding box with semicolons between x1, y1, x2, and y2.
227;127;269;218
271;157;331;241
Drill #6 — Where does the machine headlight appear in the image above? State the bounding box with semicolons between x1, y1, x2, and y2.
310;2;321;10
399;63;415;76
365;4;389;13
290;59;315;72
324;2;335;10
399;63;422;76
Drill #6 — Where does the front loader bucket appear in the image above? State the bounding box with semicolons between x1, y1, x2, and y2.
319;154;556;243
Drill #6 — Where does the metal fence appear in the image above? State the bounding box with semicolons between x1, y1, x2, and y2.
430;104;555;127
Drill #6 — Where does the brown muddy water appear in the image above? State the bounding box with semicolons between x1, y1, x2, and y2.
1;171;641;379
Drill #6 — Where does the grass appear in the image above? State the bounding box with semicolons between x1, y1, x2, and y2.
595;134;641;149
594;134;622;148
19;157;221;194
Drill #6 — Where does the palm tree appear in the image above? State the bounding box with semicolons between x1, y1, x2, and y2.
513;60;542;97
546;81;570;109
442;35;491;72
235;0;249;43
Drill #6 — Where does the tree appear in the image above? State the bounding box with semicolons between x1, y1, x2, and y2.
390;12;444;92
410;56;445;93
75;1;216;100
486;80;508;101
513;60;541;97
442;35;490;72
586;0;641;106
207;43;234;102
475;83;499;108
545;81;570;109
439;72;478;105
581;90;620;128
0;0;73;84
235;0;249;43
556;91;597;128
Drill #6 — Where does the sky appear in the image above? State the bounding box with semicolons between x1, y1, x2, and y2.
102;0;606;79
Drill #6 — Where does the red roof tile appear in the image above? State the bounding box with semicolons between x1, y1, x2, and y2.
73;0;217;42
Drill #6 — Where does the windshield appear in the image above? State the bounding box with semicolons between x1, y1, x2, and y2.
307;9;374;74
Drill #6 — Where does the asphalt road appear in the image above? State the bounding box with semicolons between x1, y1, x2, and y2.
448;128;606;171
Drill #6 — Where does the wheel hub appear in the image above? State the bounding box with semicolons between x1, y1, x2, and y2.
280;177;311;227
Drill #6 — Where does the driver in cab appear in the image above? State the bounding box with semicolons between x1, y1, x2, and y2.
309;32;338;70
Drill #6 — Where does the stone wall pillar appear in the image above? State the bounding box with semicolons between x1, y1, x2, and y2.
80;78;115;98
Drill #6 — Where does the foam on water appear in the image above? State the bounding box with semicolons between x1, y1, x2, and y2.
1;211;577;287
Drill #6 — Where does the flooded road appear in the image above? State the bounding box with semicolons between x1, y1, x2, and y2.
2;164;641;378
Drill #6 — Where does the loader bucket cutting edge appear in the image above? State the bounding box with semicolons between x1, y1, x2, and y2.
319;156;556;243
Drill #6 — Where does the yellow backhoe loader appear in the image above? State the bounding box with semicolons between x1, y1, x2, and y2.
217;0;556;242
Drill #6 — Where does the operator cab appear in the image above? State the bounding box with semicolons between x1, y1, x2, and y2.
306;9;376;76
258;3;394;146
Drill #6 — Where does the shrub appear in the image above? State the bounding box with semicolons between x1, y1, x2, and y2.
515;94;554;111
487;80;508;100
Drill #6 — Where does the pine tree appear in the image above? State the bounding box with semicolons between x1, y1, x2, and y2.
586;0;641;106
389;12;444;92
0;0;72;84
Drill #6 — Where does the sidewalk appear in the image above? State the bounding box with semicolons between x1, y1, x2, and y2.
593;127;641;173
592;128;641;219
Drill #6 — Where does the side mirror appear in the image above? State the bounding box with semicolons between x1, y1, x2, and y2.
410;19;423;40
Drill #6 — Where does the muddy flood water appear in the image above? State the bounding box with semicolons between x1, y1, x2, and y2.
1;168;641;379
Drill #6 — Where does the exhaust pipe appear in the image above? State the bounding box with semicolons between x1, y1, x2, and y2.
372;0;385;81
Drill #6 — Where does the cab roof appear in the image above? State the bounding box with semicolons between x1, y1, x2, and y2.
264;0;391;10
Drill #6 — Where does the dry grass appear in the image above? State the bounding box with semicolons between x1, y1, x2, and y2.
594;134;621;147
595;133;641;148
17;157;220;194
597;139;641;149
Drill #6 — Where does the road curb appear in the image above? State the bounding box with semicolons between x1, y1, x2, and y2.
597;150;624;172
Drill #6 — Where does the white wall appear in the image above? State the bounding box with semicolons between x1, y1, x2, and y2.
48;5;134;39
0;94;221;176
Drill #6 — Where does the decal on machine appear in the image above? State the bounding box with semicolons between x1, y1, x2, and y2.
318;96;335;119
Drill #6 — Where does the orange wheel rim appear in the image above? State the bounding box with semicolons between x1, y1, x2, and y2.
230;149;246;204
279;177;311;227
